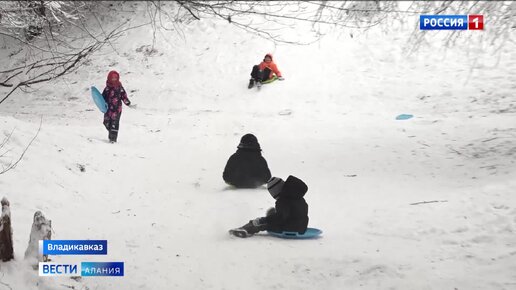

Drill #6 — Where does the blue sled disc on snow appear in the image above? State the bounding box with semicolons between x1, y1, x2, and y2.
91;86;108;113
267;227;322;239
396;114;413;120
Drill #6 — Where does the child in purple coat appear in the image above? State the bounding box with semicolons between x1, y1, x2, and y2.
102;70;131;143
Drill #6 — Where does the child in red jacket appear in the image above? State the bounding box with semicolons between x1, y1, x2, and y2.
102;71;131;143
248;53;284;89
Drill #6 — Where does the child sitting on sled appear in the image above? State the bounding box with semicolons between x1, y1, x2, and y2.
230;175;309;238
248;53;284;89
223;133;272;188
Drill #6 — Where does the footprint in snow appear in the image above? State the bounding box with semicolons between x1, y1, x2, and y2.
278;109;292;116
359;264;403;278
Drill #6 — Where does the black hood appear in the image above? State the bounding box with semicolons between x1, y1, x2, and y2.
280;175;307;199
237;134;261;150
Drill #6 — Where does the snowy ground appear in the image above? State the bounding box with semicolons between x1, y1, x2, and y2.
0;3;515;290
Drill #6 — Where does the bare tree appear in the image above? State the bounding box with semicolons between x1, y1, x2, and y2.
0;1;140;104
151;1;514;52
0;118;41;175
1;1;513;103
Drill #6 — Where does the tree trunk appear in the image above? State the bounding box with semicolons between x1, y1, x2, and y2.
24;211;52;265
0;197;14;262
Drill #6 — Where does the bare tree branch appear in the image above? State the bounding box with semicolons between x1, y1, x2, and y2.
1;1;513;104
0;117;42;175
0;14;138;104
177;0;201;20
0;1;142;103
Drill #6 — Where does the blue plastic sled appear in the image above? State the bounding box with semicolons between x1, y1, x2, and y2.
396;114;413;120
267;228;322;239
91;86;107;113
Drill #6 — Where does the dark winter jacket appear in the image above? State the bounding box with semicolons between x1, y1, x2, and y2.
266;175;309;233
223;148;272;188
102;71;131;122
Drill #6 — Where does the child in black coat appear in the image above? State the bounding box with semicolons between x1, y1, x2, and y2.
223;134;271;188
229;175;309;238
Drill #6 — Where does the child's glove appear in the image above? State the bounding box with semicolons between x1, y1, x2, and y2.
278;76;285;81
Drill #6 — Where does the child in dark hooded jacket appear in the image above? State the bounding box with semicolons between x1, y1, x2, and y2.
223;134;271;188
229;175;309;238
102;70;131;143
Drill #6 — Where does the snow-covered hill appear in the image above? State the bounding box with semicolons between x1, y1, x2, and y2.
0;3;515;289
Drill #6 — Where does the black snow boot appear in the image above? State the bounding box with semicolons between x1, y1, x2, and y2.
248;79;255;89
229;226;251;238
108;129;118;143
229;218;267;238
229;221;256;238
